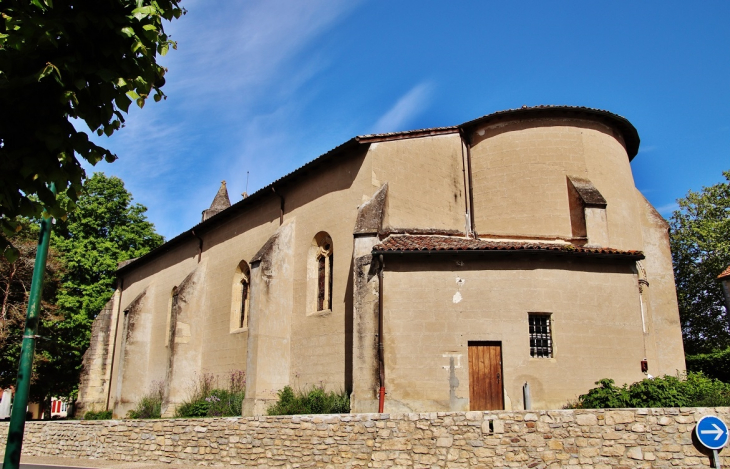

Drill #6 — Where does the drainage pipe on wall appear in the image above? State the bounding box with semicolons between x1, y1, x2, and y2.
191;230;203;262
458;128;477;238
271;187;285;225
378;254;386;413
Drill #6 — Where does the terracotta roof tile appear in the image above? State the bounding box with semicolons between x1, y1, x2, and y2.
373;235;644;259
718;266;730;280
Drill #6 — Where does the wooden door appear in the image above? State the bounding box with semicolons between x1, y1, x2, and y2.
468;341;504;410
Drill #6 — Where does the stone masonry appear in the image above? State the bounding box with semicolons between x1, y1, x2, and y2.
0;408;728;468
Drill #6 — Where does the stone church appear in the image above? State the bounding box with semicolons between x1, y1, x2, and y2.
76;105;685;417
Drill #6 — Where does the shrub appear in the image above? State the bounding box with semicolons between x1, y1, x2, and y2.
568;372;730;409
267;386;350;416
686;347;730;383
84;410;112;420
174;370;245;418
127;381;164;419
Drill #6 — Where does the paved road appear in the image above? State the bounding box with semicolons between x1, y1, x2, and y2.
2;457;242;469
18;465;94;469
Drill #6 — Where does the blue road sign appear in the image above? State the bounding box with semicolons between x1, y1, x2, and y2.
696;415;729;450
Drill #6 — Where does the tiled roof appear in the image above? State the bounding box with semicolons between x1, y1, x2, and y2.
719;266;730;280
373;235;644;259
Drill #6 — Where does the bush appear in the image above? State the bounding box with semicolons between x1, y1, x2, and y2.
174;370;245;418
568;372;730;409
84;410;112;420
267;386;350;416
686;347;730;383
127;381;164;419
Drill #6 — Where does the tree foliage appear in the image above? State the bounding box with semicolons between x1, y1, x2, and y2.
0;220;66;404
0;0;183;261
685;347;730;383
669;170;730;354
0;173;163;408
569;373;730;409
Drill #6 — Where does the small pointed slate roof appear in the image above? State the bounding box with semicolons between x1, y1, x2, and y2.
202;181;231;221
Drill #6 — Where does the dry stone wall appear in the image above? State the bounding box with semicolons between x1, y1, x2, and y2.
0;408;728;468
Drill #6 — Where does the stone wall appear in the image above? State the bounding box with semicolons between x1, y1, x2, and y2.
0;408;727;468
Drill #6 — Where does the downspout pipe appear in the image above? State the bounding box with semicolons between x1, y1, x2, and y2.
378;254;385;413
458;129;472;237
458;127;477;238
191;230;203;262
271;187;284;225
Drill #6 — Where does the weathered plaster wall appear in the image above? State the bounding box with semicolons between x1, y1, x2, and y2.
635;192;686;377
380;255;667;412
75;297;116;415
115;288;154;417
469;118;643;251
109;237;200;418
372;134;466;233
1;408;727;468
243;222;296;416
283;147;371;395
164;262;209;414
193;196;282;380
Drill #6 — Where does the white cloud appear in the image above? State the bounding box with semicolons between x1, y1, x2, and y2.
656;202;679;215
371;82;434;134
84;0;361;239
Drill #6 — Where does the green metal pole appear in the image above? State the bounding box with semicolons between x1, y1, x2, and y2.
3;185;55;469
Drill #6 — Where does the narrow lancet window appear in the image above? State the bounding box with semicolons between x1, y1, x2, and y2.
230;261;251;332
240;277;249;329
310;232;333;313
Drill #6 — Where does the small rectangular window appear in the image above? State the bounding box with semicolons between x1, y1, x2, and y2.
529;314;553;358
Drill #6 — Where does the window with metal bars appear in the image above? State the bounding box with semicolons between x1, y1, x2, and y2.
529;314;553;358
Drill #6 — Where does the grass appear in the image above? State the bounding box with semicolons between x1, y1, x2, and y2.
83;410;112;420
174;370;246;418
127;380;164;419
266;385;350;415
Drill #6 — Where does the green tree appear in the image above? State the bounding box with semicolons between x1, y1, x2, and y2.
0;220;66;409
0;0;183;261
669;170;730;354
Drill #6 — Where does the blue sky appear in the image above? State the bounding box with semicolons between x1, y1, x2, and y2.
87;1;730;240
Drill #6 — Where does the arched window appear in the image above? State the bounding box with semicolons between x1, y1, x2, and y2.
230;261;251;333
309;232;333;313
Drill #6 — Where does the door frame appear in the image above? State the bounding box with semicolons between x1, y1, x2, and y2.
468;340;504;411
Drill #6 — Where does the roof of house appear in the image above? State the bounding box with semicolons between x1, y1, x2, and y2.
117;105;641;275
718;266;730;280
372;235;645;260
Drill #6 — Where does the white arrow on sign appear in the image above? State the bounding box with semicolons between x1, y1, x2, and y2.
700;423;727;441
